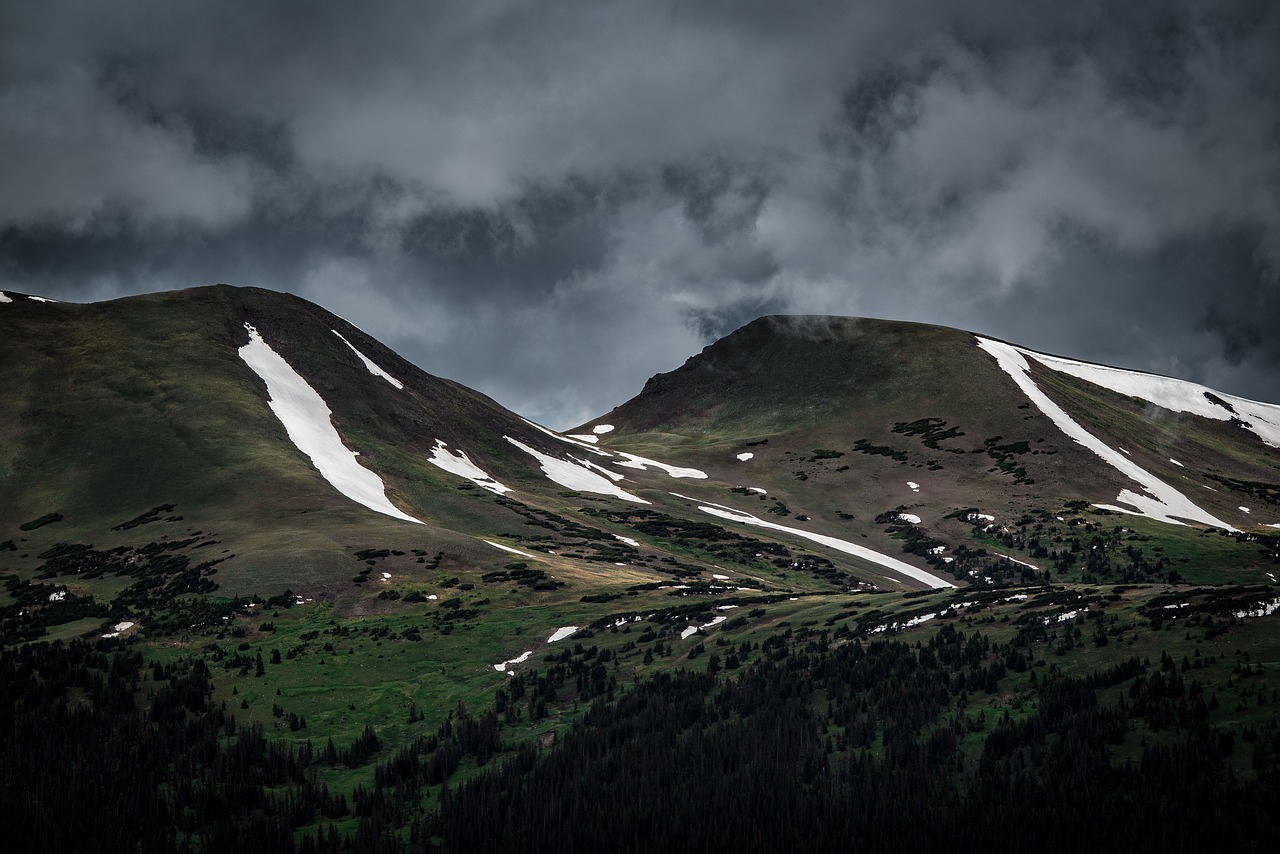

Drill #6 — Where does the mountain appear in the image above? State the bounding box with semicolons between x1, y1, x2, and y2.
5;289;1280;611
4;287;1280;851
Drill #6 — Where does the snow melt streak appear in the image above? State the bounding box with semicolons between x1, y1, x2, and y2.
674;495;953;589
238;324;422;524
332;331;404;389
976;338;1233;531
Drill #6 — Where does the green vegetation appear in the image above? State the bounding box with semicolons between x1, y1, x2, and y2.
5;582;1280;851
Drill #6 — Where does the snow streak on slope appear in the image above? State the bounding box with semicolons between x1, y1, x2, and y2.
238;323;423;524
332;331;404;389
519;417;707;478
612;452;707;479
1023;348;1280;447
0;292;11;303
521;417;612;456
976;337;1234;530
505;437;650;503
671;494;955;589
484;540;536;558
427;440;510;494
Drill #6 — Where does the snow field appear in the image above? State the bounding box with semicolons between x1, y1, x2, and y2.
238;323;423;524
1021;346;1280;447
976;337;1234;531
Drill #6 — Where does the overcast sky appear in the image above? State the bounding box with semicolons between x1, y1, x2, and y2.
3;1;1278;428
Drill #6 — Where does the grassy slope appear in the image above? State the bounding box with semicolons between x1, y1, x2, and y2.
579;315;1280;586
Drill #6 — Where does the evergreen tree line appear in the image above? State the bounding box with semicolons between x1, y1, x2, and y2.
438;624;1280;853
4;620;1280;852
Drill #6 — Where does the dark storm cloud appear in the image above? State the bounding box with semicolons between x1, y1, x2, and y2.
2;0;1278;425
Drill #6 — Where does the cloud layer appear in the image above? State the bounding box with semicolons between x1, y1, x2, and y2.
3;0;1278;426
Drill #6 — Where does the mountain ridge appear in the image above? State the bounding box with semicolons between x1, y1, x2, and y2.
5;284;1280;617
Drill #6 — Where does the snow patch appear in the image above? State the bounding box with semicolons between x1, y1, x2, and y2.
505;437;650;503
547;626;579;643
427;440;511;494
101;621;135;639
494;651;533;672
566;433;599;443
0;292;10;303
1169;458;1185;467
967;512;995;523
1239;506;1252;514
238;323;423;524
1020;346;1280;448
484;540;537;559
612;452;707;479
592;424;615;434
897;513;922;524
748;487;768;494
517;418;706;478
1044;609;1083;625
906;481;920;492
976;337;1235;531
332;331;404;389
672;494;954;589
48;590;66;601
614;535;641;548
680;615;727;640
736;452;754;461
